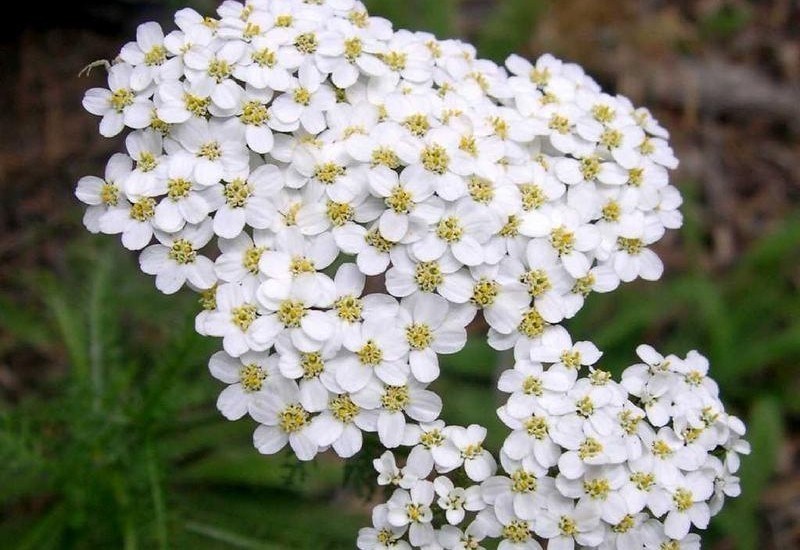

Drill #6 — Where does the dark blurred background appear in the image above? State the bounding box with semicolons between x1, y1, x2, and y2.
0;1;798;548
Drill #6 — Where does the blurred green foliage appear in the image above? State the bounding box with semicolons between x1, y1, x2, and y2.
1;1;797;549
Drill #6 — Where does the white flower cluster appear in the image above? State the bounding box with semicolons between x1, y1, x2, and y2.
75;0;747;547
359;346;749;549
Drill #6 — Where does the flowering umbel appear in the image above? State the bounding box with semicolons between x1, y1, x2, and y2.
77;0;749;547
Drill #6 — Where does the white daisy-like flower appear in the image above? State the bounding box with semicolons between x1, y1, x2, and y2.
398;293;470;383
209;350;277;420
119;22;181;90
434;476;484;526
152;152;221;233
75;154;132;233
386;481;437;547
271;63;336;134
204;281;281;357
213;164;282;238
447;425;497;482
533;496;603;550
171;117;250;187
82;63;152;137
214;230;273;285
250;378;319;461
358;504;411;550
139;219;217;294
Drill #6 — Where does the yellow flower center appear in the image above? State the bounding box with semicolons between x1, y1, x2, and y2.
524;416;549;439
277;299;306;328
198;141;222;161
414;261;443;292
295;33;318;54
471;278;499;307
231;304;258;331
207;58;231;82
183;93;210;117
550;226;575;256
583;478;611;499
405;323;433;350
618;237;644;255
421;144;450;174
243;246;265;274
436;216;463;243
110;88;134;112
326;200;354;226
520;183;546;211
330;394;359;423
357;340;383;366
521;269;551;297
502;520;531;543
578;437;603;459
511;470;538;493
468;176;494;203
130;197;156;221
314;162;346;184
371;147;401;169
168;239;197;264
240;364;267;392
385;186;413;213
240;101;269;125
144;45;167;66
100;182;119;206
381;384;410;412
300;352;324;379
518;309;546;338
223;178;251;207
278;403;309;433
334;295;362;323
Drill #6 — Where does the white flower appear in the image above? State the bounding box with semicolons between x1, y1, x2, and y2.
306;391;376;457
139;219;217;294
251;378;318;461
82;63;152;137
171;117;249;187
317;21;387;88
275;335;339;411
75;154;132;233
358;504;411;550
528;326;601;372
271;64;336;134
98;194;157;250
398;293;469;383
374;450;402;486
256;273;336;352
183;38;246;110
649;471;714;539
335;221;400;276
213;164;282;238
447;425;497;482
402;421;462;473
374;380;442;448
386;481;436;547
153;152;220;233
519;206;600;278
434;477;483;525
533;496;603;550
413;199;497;266
209;350;277;420
369;166;443;242
214;230;273;285
333;317;409;393
204;282;280;357
385;249;473;301
555;464;630;524
119;22;180;90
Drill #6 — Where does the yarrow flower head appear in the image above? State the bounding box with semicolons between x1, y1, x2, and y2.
77;1;748;547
